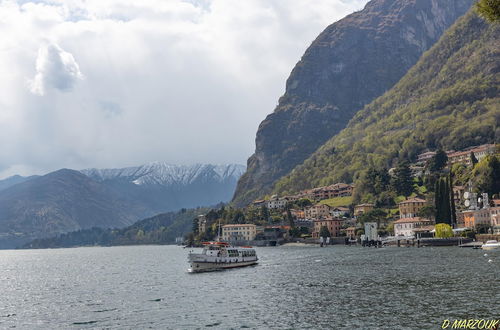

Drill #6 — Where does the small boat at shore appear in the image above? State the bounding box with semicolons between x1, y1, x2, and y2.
481;240;500;250
187;241;258;273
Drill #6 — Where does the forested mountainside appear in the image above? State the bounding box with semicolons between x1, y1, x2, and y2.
274;9;499;195
0;169;148;248
232;0;474;206
23;207;210;249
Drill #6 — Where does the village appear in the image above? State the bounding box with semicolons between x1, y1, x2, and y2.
191;143;499;247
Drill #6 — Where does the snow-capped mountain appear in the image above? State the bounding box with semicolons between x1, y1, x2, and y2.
81;162;246;214
81;163;246;186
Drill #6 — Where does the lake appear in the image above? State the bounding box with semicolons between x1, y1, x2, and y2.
0;245;498;329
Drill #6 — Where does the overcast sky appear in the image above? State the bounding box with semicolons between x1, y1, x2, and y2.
0;0;368;178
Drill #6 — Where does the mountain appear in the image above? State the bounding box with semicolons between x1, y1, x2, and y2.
232;0;474;206
0;169;148;248
23;207;210;249
81;163;245;213
273;9;499;195
0;175;38;191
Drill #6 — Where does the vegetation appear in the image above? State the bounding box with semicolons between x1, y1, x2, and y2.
24;207;211;248
435;223;454;238
318;196;353;208
475;0;500;22
273;10;499;198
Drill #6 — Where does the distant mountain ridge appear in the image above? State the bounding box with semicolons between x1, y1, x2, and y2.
232;0;474;206
81;162;245;186
0;169;147;248
0;163;245;248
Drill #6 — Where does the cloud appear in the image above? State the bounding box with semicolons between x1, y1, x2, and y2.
29;43;84;95
0;0;369;178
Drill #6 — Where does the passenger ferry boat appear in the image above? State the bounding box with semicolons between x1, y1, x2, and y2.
187;241;258;273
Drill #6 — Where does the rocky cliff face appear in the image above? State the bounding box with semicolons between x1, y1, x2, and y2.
232;0;474;206
273;9;499;194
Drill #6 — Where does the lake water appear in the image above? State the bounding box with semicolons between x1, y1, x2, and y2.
0;245;498;329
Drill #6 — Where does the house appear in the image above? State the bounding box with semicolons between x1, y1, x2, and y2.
393;217;433;237
453;186;465;208
346;227;357;239
462;209;492;229
331;206;350;218
398;197;426;219
197;215;207;233
446;144;496;167
252;199;267;207
290;209;305;219
222;224;257;242
491;208;500;234
267;195;288;209
312;218;342;238
417;151;436;164
354;203;374;217
305;203;331;219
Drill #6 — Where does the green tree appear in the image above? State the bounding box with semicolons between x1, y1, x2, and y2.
192;218;199;235
427;149;448;173
319;226;331;238
358;209;387;226
391;160;414;197
473;155;500;196
435;223;453;238
470;151;478;167
416;204;435;220
475;0;500;22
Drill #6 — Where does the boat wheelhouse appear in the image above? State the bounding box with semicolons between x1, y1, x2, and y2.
187;241;258;273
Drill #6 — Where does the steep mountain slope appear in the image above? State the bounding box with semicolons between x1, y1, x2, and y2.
274;10;499;195
0;175;38;191
82;163;245;213
24;207;210;249
233;0;474;206
0;169;148;248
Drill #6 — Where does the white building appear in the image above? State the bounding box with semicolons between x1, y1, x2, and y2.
222;224;257;242
393;217;432;237
267;196;288;209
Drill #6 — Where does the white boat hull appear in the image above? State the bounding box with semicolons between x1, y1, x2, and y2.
188;260;258;273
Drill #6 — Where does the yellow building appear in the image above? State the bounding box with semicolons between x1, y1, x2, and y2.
222;224;257;242
354;203;374;217
398;197;426;218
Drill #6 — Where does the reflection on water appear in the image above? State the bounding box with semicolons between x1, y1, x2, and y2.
0;245;498;329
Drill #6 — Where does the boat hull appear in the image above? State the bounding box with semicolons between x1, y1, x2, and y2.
188;260;258;273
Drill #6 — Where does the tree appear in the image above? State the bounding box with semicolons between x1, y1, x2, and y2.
260;205;270;221
358;209;387;226
391;160;414;197
286;207;295;228
435;176;452;225
416;204;435;220
319;226;331;238
192;218;199;235
470;151;478;167
448;173;457;227
435;223;453;238
473;155;500;196
475;0;500;23
427;149;448;173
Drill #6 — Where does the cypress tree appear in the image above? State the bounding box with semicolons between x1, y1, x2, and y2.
435;178;441;223
449;172;457;227
443;176;451;225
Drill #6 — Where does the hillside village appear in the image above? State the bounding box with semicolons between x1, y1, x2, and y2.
192;143;500;245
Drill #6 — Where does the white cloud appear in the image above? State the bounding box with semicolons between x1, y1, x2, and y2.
0;0;368;178
29;43;84;95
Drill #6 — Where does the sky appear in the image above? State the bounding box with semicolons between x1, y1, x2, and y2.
0;0;368;179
